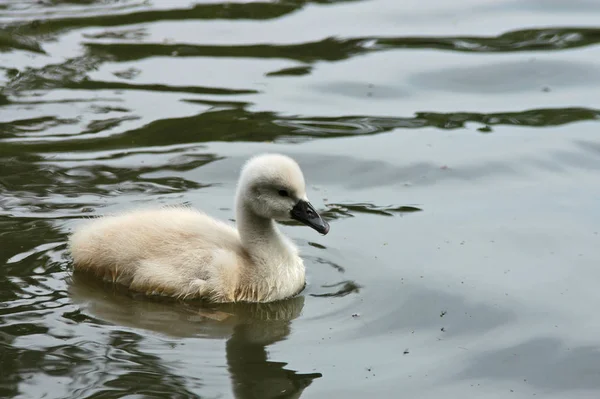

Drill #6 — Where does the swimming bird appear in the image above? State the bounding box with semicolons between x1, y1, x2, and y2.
68;153;330;303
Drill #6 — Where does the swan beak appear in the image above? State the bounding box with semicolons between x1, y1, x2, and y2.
291;200;330;235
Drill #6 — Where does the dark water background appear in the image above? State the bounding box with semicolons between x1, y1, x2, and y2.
2;1;600;398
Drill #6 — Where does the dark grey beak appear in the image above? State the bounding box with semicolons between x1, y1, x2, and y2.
291;200;330;235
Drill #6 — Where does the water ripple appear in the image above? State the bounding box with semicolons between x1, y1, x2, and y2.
81;27;600;66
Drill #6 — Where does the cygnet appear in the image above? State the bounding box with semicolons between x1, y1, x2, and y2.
68;153;330;303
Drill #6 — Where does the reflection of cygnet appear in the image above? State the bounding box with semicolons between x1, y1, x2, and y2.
69;275;321;398
68;154;330;303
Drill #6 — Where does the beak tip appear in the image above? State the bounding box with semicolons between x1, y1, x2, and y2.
291;200;331;235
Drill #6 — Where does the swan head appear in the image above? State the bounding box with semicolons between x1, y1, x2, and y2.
236;153;330;235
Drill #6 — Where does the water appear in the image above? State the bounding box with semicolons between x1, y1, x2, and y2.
2;0;600;398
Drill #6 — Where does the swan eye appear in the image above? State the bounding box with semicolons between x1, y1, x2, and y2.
278;189;289;197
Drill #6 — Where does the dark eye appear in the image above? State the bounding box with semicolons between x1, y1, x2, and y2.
278;189;289;197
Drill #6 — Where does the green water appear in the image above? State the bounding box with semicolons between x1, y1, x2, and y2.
2;1;600;398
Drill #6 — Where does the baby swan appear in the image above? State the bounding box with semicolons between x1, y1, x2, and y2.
68;153;329;303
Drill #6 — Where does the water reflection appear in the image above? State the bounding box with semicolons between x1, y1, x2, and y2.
411;59;600;94
4;105;598;155
70;273;322;398
81;27;600;65
459;337;600;392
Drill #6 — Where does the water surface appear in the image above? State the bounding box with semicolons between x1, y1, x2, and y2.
2;1;600;398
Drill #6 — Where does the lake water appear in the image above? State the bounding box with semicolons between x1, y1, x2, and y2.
2;1;600;398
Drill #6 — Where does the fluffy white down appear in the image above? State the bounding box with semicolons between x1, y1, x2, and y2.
68;154;316;303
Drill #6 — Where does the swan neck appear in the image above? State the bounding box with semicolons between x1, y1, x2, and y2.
236;203;282;251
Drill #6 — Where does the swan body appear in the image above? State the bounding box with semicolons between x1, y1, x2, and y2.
68;154;330;303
